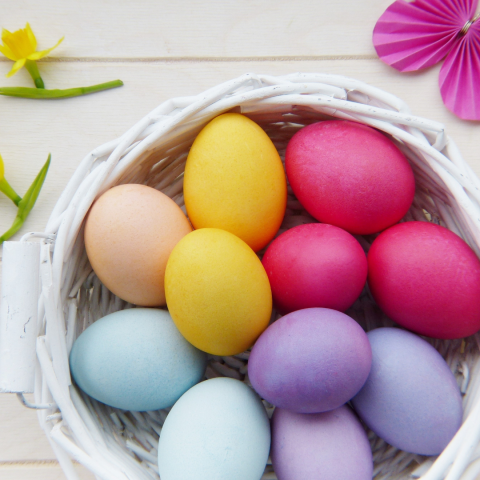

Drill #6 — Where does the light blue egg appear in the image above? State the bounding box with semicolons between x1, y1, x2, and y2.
69;308;208;411
158;377;271;480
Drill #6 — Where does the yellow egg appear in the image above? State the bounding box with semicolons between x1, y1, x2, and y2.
184;113;287;252
85;184;192;307
165;228;272;356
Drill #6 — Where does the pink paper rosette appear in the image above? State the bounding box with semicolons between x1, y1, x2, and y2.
373;0;480;120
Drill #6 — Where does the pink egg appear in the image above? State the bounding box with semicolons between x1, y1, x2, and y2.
285;120;415;235
262;223;367;314
368;221;480;339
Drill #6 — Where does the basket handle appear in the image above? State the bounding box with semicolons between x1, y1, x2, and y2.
0;240;40;394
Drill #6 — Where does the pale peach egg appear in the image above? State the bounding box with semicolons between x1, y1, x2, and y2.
85;184;192;306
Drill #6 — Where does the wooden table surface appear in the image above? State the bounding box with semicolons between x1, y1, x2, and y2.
1;1;480;478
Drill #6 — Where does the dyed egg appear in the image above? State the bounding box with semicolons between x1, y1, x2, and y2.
69;308;207;411
158;377;271;480
165;228;272;356
184;113;287;252
351;328;463;455
262;223;367;314
368;221;480;338
285;120;415;235
271;406;373;480
248;308;372;413
85;184;192;306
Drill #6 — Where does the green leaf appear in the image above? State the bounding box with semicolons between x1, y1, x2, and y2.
0;154;50;243
0;177;22;205
0;80;123;99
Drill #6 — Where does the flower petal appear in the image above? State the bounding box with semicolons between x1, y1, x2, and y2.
0;154;4;181
373;0;475;72
439;21;480;120
6;58;26;77
25;23;37;51
27;36;64;60
3;26;35;59
0;42;18;61
0;28;20;60
1;28;13;42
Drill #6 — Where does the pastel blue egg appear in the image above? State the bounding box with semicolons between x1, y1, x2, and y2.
158;377;271;480
69;308;208;411
351;328;463;455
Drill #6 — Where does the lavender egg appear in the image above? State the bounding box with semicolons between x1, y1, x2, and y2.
271;406;373;480
351;328;463;455
248;308;372;413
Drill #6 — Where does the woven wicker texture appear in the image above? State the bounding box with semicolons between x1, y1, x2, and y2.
32;73;480;480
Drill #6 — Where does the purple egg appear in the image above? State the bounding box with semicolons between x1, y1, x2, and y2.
271;406;373;480
351;328;463;455
248;308;372;413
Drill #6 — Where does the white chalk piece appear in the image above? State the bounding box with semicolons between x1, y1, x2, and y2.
0;241;40;393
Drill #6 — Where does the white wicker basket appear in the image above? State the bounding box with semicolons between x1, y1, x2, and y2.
2;72;480;480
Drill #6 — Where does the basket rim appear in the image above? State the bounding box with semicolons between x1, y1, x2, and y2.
5;72;480;480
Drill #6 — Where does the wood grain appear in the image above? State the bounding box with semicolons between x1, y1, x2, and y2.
0;461;95;480
0;395;55;461
0;0;392;59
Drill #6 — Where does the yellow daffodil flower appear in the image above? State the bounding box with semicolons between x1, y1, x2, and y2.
0;22;123;98
0;23;63;87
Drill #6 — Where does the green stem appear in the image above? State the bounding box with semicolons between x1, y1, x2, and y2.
0;154;50;244
0;80;123;99
0;177;22;206
0;212;25;243
24;60;45;89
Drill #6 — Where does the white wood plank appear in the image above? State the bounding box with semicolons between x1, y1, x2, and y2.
0;0;392;58
0;462;95;480
0;394;56;461
0;59;479;244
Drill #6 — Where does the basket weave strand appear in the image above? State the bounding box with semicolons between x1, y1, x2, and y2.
26;72;480;480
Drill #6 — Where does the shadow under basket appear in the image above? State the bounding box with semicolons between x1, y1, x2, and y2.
2;73;480;480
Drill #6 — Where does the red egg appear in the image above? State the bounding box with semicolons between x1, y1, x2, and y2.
285;120;415;235
368;221;480;339
262;223;367;314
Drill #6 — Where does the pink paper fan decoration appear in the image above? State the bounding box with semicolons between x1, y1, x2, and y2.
373;0;480;120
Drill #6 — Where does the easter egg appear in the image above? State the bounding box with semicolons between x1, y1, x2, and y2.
271;406;373;480
158;377;271;480
85;184;192;306
351;328;463;455
69;308;207;411
285;120;415;235
368;221;480;339
262;223;367;314
184;113;287;252
165;228;272;355
248;308;372;413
